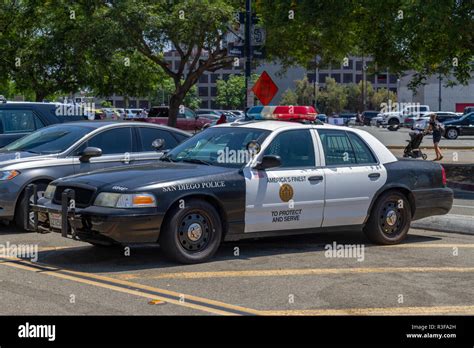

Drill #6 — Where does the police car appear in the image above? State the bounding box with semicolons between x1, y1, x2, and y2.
29;106;453;263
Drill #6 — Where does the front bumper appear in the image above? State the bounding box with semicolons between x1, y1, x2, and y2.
412;187;454;221
26;185;163;244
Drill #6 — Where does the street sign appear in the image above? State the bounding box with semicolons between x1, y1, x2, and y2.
252;71;279;105
251;27;266;46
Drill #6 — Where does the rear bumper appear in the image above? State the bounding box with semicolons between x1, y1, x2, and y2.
412;187;453;221
30;197;163;244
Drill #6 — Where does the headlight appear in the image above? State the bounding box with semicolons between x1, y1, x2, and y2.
94;192;157;208
44;184;56;200
0;170;20;181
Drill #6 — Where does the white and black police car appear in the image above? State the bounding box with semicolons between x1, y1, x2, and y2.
29;106;453;263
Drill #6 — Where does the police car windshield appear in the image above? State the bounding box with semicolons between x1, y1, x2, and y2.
164;127;270;168
2;125;91;154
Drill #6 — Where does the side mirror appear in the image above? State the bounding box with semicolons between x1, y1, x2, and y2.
152;138;165;151
255;155;281;170
79;147;102;163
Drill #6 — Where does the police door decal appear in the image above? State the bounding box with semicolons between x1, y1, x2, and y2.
243;167;325;233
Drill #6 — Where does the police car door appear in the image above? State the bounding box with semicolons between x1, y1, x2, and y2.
243;129;325;233
316;129;386;227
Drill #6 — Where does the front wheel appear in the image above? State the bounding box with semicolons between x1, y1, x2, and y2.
159;199;222;264
364;191;411;245
15;182;48;230
387;119;400;131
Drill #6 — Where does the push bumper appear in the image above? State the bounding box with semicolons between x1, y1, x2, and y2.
26;185;163;244
412;187;454;221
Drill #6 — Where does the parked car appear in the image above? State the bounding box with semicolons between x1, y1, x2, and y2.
196;109;220;116
362;111;380;126
377;104;431;130
30;112;452;263
317;114;327;123
410;112;462;130
142;106;213;132
0;121;190;229
338;113;357;125
0;101;89;147
125;108;145;119
463;106;474;115
229;110;245;117
443;112;474;139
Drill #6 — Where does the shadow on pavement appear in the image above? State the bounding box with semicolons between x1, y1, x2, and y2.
28;230;441;274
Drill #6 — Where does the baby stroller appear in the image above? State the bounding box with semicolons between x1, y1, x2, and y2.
403;129;428;160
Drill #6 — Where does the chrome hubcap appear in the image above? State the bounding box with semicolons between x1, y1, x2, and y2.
385;210;397;226
187;222;203;241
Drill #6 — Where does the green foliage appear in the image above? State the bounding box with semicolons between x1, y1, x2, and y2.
257;0;474;88
279;89;298;105
370;88;397;111
216;74;258;109
316;78;347;115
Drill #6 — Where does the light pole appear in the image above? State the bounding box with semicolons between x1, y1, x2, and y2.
244;0;252;108
438;73;442;111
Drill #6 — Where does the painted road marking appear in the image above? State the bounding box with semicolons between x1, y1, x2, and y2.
0;257;259;316
111;266;474;280
260;305;474;316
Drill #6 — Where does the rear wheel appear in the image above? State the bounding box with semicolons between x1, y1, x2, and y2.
445;128;458;140
159;199;222;264
15;182;48;230
364;191;411;245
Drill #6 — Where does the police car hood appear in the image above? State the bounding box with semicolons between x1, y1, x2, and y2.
54;162;236;191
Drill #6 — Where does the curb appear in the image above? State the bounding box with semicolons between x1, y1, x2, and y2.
387;145;474;150
447;181;474;192
412;214;474;235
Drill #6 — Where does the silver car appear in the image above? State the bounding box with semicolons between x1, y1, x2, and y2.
0;121;190;229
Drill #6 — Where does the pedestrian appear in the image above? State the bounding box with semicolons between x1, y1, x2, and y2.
216;113;227;125
427;113;444;161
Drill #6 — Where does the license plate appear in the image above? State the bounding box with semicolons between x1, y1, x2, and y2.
49;213;62;230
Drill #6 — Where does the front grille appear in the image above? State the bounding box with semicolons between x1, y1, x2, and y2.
53;186;96;208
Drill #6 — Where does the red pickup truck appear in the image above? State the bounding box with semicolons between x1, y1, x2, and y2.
134;106;215;132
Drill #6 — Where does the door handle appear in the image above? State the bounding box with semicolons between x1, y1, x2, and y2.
308;175;324;182
368;173;381;179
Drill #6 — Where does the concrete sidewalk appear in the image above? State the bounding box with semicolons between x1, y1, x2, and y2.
389;148;474;164
412;214;474;235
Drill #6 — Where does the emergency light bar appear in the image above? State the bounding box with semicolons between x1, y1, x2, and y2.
246;106;317;121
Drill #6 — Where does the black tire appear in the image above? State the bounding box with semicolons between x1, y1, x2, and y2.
363;190;411;245
387;118;400;131
15;182;48;230
444;128;458;140
159;199;222;264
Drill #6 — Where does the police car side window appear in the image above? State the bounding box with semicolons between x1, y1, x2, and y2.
346;132;377;164
263;130;315;168
318;129;356;165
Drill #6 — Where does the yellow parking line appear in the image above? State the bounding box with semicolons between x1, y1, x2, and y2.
261;305;474;316
112;266;474;280
0;258;260;316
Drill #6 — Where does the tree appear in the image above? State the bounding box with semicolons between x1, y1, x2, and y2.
316;77;347;115
216;75;245;109
106;0;239;126
257;1;474;88
215;74;258;109
89;50;165;108
294;77;315;106
370;88;397;111
4;2;100;101
279;89;298;105
151;78;201;110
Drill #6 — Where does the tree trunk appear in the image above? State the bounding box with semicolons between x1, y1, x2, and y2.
168;94;183;128
35;91;48;102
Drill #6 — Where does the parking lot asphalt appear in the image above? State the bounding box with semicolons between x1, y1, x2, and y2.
352;125;474;150
1;191;472;315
